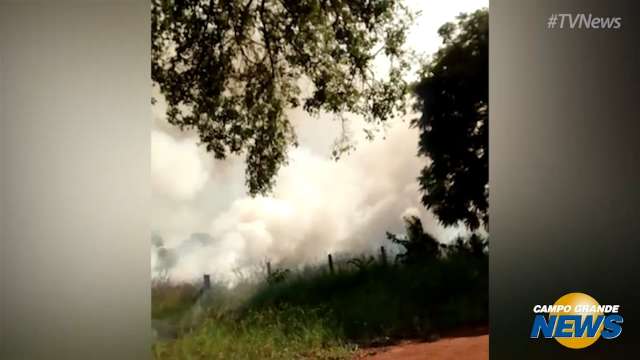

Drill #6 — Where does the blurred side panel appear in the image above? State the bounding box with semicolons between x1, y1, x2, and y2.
0;2;150;359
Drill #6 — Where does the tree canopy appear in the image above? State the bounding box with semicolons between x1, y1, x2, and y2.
152;0;414;195
386;215;488;265
386;215;441;265
413;9;488;231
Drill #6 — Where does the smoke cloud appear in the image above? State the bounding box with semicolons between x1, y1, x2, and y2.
151;114;467;282
151;130;209;201
151;0;488;282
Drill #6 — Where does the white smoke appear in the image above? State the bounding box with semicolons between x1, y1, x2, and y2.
151;0;489;282
152;116;466;282
151;130;209;201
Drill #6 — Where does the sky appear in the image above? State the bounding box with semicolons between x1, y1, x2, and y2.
151;0;488;283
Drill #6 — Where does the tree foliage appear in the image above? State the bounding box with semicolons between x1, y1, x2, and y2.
413;9;488;230
386;215;441;265
152;0;414;195
386;215;488;266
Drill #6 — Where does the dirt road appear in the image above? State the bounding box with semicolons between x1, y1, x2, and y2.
357;335;488;360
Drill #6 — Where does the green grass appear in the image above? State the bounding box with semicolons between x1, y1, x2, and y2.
152;280;199;320
152;236;488;359
153;306;354;360
247;255;488;342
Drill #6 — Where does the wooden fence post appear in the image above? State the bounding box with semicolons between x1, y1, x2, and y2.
380;246;388;266
328;253;335;274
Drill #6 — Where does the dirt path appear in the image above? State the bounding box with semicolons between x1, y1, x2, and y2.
356;335;488;360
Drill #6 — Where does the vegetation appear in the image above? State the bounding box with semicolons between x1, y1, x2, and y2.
151;2;488;228
152;217;488;359
152;0;414;195
151;5;489;358
248;217;488;342
413;9;489;230
152;280;199;320
153;307;353;359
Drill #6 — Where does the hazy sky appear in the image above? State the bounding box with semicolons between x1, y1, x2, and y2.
151;0;488;282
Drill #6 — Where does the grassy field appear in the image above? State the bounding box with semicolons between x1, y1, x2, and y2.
152;232;488;359
153;306;354;360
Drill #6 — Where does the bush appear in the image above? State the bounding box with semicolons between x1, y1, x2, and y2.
151;279;199;320
247;250;487;343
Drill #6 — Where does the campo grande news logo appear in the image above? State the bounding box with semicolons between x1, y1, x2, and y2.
530;292;623;349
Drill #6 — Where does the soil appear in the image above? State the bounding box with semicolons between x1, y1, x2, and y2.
355;335;489;360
